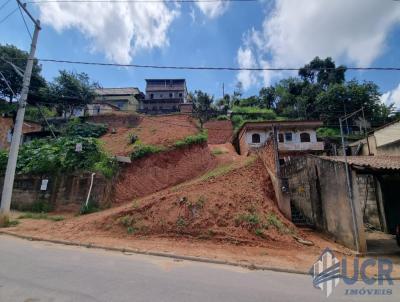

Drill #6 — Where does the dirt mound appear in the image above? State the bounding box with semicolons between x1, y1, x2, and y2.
100;114;199;156
204;120;233;144
113;143;216;203
102;158;297;246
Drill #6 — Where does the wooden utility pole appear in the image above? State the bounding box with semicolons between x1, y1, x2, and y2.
0;1;41;226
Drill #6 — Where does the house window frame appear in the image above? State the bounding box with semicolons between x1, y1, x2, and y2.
284;132;293;142
300;132;311;143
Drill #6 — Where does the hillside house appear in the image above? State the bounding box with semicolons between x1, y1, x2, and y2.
349;119;400;156
0;117;42;150
139;79;191;114
92;87;144;114
236;120;324;157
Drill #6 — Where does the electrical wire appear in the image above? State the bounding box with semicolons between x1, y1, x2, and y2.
17;2;33;40
0;0;11;11
6;57;400;72
0;6;18;24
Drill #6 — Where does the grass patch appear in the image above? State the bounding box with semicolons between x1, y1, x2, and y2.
173;132;208;148
235;213;261;227
200;163;236;181
131;143;166;160
18;212;64;221
211;149;227;156
0;217;19;228
264;213;293;234
176;216;187;228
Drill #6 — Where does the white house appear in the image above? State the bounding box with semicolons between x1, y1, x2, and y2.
237;120;324;156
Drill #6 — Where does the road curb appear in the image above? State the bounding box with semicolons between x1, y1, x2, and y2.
0;230;308;275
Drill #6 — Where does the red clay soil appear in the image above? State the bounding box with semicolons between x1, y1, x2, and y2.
98;158;297;247
100;114;199;156
204;120;233;144
113;143;216;204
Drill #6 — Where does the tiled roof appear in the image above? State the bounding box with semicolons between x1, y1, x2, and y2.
319;156;400;171
95;87;140;96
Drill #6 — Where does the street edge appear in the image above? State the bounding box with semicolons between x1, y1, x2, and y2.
0;230;308;275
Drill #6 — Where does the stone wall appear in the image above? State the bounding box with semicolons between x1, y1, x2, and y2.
0;173;114;212
85;113;141;128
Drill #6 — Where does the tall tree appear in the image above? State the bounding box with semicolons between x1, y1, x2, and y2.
45;70;99;118
0;44;46;103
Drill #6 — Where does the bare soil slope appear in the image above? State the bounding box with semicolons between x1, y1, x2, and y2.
113;143;216;204
102;157;297;246
100;114;199;156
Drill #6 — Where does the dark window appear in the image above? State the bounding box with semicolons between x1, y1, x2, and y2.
278;133;284;143
173;106;177;111
160;94;163;98
252;133;261;143
169;93;173;98
150;93;154;99
300;132;311;143
179;93;183;97
285;132;292;142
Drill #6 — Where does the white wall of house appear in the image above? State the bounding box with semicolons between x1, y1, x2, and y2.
245;128;321;151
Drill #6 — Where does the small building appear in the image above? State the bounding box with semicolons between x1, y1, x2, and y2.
93;87;144;114
349;119;400;156
236;120;324;157
139;79;189;115
86;103;120;116
0;117;42;150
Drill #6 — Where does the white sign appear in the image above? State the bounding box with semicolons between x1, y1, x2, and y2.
75;143;83;152
40;179;49;191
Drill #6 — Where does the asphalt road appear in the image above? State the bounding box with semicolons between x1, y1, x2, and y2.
0;234;398;302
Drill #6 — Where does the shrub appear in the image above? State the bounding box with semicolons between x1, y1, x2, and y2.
317;127;340;138
131;144;166;160
28;199;54;213
173;132;208;148
231;106;277;129
216;115;229;121
18;212;64;221
63;120;108;138
15;137;114;177
79;200;99;215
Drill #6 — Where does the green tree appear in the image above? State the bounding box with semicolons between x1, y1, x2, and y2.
192;90;214;128
259;86;276;109
46;70;99;118
0;44;46;103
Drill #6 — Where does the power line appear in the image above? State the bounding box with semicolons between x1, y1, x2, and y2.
17;2;33;40
0;6;18;24
27;0;257;3
0;0;11;10
7;57;400;72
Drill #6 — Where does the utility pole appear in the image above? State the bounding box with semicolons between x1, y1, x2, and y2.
0;1;41;226
339;107;364;252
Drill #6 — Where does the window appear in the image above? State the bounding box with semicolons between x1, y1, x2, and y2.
169;93;173;98
172;106;177;111
285;132;292;142
278;133;284;143
179;93;183;97
300;132;311;143
160;94;163;98
252;133;261;143
150;93;154;99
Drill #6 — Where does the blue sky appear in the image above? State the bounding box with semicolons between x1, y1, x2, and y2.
1;0;400;107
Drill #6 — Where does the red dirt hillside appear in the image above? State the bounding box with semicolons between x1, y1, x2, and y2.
100;114;199;156
98;157;298;246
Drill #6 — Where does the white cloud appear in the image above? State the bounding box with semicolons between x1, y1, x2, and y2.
37;3;179;64
195;2;229;19
236;0;400;90
381;84;400;110
236;46;258;90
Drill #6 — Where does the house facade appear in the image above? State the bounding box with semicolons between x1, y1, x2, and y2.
93;87;144;114
237;120;324;156
139;79;190;114
349;119;400;156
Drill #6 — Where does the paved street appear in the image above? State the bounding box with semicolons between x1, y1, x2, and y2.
0;234;398;302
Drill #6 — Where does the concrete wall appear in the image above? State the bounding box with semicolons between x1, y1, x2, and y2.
0;173;114;212
257;139;292;219
281;156;367;252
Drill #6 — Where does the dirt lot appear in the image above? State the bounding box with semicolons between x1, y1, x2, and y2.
100;114;199;156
